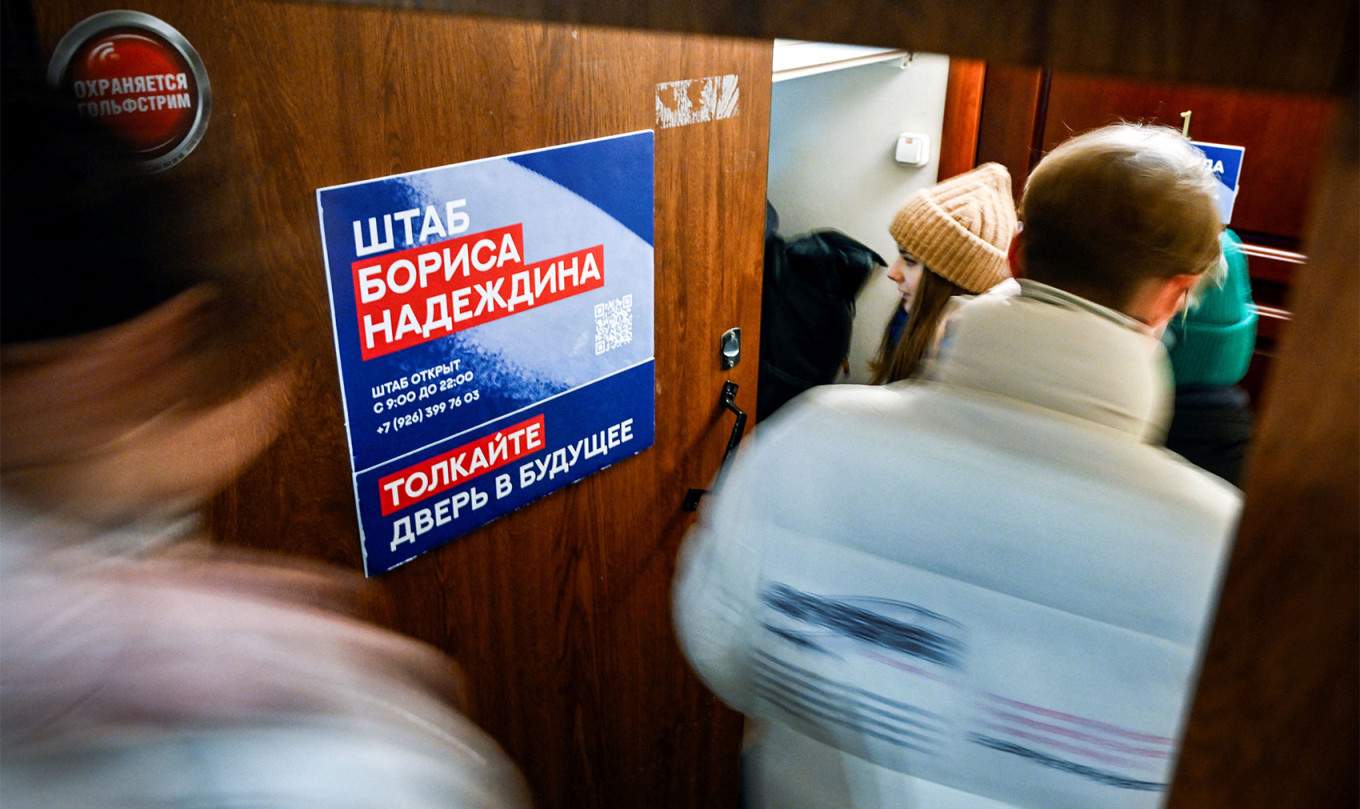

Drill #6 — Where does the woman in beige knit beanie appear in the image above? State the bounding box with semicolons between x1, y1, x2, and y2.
870;162;1017;383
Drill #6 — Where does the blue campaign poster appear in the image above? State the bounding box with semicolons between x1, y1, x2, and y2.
316;131;656;575
1190;140;1245;225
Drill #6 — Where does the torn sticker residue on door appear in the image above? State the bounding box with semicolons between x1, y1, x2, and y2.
655;74;739;128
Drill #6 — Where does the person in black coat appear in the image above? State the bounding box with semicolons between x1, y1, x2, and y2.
757;202;883;421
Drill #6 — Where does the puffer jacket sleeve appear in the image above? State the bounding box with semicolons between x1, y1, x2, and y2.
671;406;802;714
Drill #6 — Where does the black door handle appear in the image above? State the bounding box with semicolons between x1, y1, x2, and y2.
683;380;747;511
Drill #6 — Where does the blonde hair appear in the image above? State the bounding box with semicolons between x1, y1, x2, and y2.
1020;123;1222;311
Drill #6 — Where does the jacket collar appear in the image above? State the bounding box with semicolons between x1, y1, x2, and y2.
923;283;1172;442
1016;279;1148;332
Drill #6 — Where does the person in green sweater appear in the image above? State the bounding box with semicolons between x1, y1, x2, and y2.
1162;228;1258;485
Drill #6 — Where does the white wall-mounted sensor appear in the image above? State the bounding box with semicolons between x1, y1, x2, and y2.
895;133;930;167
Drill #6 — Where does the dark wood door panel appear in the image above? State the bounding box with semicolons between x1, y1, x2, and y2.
975;63;1048;197
1041;72;1336;242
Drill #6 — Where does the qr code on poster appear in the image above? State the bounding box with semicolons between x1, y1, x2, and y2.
594;294;633;355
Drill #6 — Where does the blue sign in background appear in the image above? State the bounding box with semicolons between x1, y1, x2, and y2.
317;131;656;575
1190;140;1245;225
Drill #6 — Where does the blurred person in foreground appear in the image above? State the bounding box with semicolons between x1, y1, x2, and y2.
673;124;1242;809
0;61;532;808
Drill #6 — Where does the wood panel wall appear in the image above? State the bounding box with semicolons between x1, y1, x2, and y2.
325;0;1357;95
1038;74;1337;244
32;4;770;808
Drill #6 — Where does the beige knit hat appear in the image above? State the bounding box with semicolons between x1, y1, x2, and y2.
888;162;1017;293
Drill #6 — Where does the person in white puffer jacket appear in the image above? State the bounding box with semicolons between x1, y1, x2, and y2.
673;123;1242;809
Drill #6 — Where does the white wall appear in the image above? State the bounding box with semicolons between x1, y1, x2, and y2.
767;53;951;381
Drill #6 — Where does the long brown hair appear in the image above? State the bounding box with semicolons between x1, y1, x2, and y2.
870;267;969;384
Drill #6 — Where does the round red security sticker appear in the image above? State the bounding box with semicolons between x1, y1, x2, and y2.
48;11;211;172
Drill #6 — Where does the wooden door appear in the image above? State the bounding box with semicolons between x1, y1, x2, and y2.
30;3;768;807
